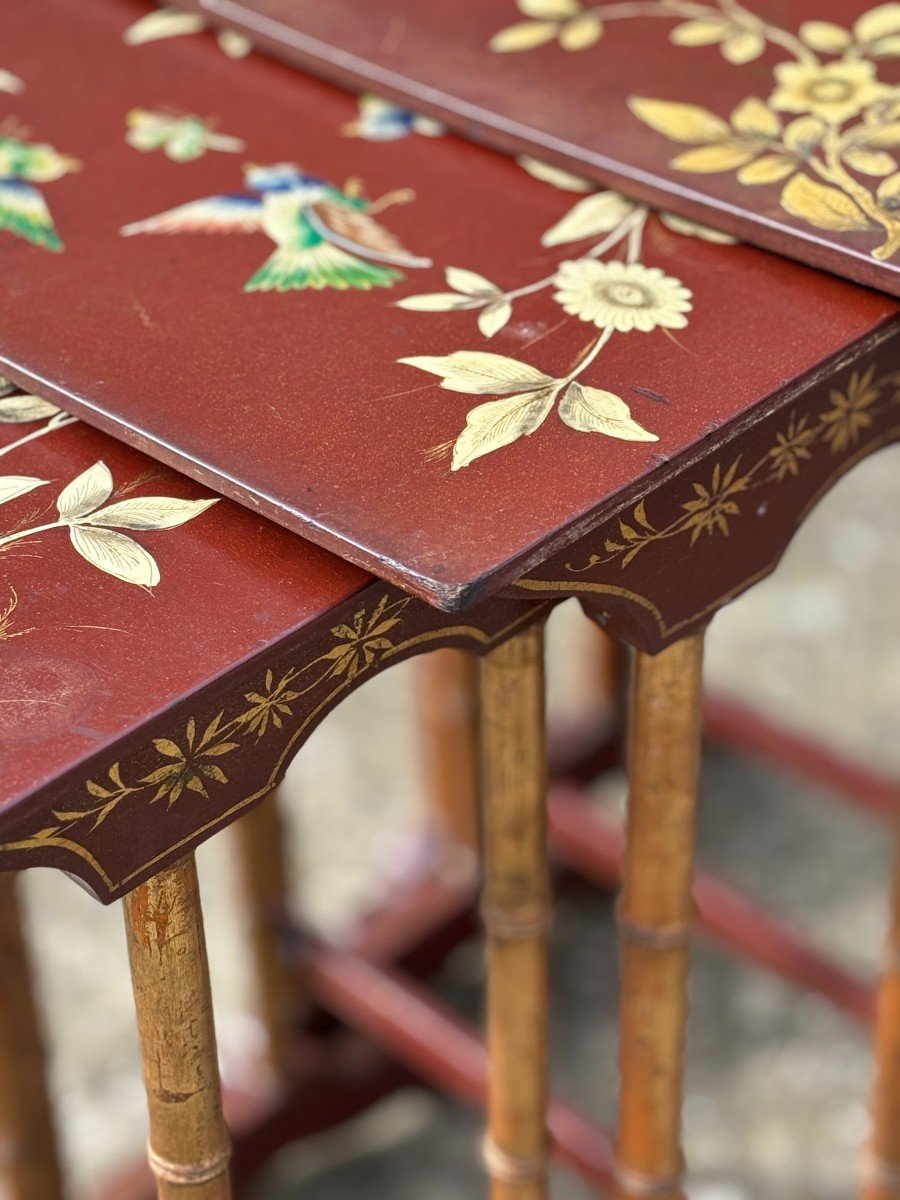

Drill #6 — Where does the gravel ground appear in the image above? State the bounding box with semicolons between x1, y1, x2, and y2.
19;443;900;1198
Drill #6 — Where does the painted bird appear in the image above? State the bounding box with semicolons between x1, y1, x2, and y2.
120;162;432;292
0;134;81;251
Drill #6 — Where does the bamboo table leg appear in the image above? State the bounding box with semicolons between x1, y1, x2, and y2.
232;792;296;1082
862;823;900;1200
0;872;64;1200
418;649;481;851
615;633;705;1200
480;625;550;1200
123;855;231;1200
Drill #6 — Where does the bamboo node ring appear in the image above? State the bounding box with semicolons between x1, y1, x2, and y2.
482;1133;549;1182
147;1142;232;1185
615;898;694;949
614;1161;685;1197
479;900;552;940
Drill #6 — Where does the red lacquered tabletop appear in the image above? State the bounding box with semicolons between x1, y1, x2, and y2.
0;0;897;611
179;0;900;294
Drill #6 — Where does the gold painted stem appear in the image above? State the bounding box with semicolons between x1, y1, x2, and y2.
418;649;481;851
0;872;64;1200
232;792;296;1081
615;633;705;1200
123;855;231;1200
862;822;900;1200
481;624;550;1200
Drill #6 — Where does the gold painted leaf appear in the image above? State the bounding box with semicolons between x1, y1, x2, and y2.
396;293;475;312
541;191;636;245
877;171;900;208
490;20;559;52
559;12;603;50
870;33;900;52
722;31;765;63
452;388;557;470
737;153;797;184
56;461;113;520
0;476;48;507
216;28;252;57
519;0;581;16
0;394;61;423
399;352;555;394
799;20;852;52
69;525;160;587
658;212;738;243
670;140;759;172
81;496;218;530
478;300;514;337
628;97;731;143
122;7;206;44
670;18;729;46
730;97;780;138
558;382;658;440
445;267;501;296
854;3;900;43
842;145;896;175
783;116;825;155
857;122;900;147
780;174;873;232
517;156;592;191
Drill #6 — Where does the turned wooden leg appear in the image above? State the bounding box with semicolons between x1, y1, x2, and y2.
615;633;705;1200
123;855;231;1199
480;625;550;1200
418;648;481;851
862;824;900;1200
0;872;64;1200
232;792;296;1082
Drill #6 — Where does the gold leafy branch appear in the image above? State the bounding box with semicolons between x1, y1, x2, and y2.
22;596;410;842
569;362;899;571
492;0;900;260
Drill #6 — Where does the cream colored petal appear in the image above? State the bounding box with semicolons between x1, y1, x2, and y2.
490;20;559;52
558;382;658;440
0;394;61;423
781;174;873;231
399;351;555;394
737;153;797;184
0;476;47;507
80;496;218;530
842;145;897;175
670;140;760;172
628;97;731;143
559;12;603;50
731;97;781;138
56;461;114;520
517;155;592;191
722;31;765;63
446;266;501;295
478;300;514;338
452;388;557;469
798;20;852;52
670;18;730;46
658;212;738;243
123;8;206;44
541;191;636;245
854;3;900;43
518;0;581;17
69;525;160;587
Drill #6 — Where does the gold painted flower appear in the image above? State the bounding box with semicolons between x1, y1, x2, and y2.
236;669;301;739
321;596;404;681
680;460;750;542
770;60;889;126
139;715;237;806
820;364;879;453
767;414;817;481
552;259;692;333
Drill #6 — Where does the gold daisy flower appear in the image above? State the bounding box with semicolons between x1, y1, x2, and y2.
552;259;692;333
770;60;889;126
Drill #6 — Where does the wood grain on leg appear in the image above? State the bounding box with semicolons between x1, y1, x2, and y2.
480;625;550;1200
123;855;231;1200
615;633;705;1200
418;649;481;851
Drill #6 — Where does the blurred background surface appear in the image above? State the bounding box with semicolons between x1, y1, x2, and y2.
22;443;900;1199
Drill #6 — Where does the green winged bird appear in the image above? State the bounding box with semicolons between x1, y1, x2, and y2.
120;162;432;291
